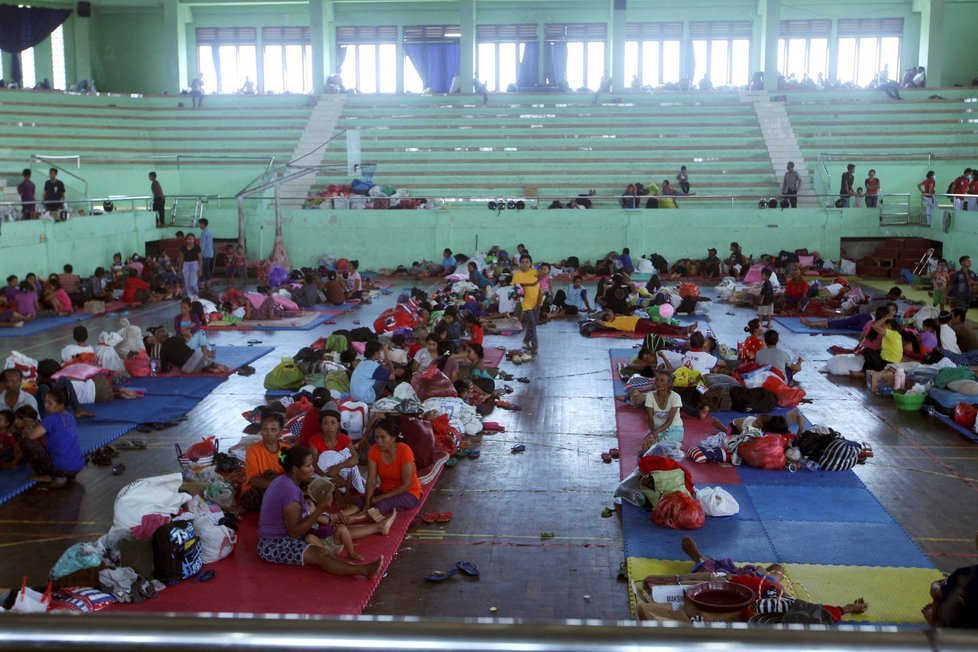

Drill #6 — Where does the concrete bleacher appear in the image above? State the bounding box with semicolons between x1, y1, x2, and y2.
316;93;778;205
0;90;313;195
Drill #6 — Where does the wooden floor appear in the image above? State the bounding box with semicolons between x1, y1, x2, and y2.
1;282;977;620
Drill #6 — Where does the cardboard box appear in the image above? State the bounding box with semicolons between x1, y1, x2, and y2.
83;300;106;314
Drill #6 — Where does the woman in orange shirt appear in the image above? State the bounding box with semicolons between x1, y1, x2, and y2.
346;418;421;517
240;413;289;511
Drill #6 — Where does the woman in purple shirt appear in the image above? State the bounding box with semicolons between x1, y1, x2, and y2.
21;388;85;484
257;446;383;577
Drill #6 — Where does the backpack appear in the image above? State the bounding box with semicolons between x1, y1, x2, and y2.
263;358;306;390
152;520;203;581
293;347;324;375
729;386;778;413
338;400;368;440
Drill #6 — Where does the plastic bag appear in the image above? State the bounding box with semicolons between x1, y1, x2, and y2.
113;473;192;530
263;358;306;390
955;403;978;428
411;365;458;402
738;435;786;470
49;542;105;581
194;515;238;564
4;350;39;382
761;374;807;407
652;491;706;530
695;486;740;517
10;578;52;613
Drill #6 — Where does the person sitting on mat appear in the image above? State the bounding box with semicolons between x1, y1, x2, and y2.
256;445;383;578
303;477;396;561
308;407;366;495
923;534;978;627
240;413;290;511
673;535;868;623
342;418;422;519
34;360;138;418
21;388;86;486
143;327;230;375
657;331;720;375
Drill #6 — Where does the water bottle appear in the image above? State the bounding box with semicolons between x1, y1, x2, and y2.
150;359;158;377
894;367;906;391
805;459;820;472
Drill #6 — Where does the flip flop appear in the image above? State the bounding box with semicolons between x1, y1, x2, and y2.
455;561;480;577
246;339;263;345
511;444;526;453
421;512;439;524
424;569;458;582
601;452;613;463
445;457;458;467
194;569;217;583
455;447;471;458
468;449;481;459
435;512;453;523
111;464;126;475
608;448;620;459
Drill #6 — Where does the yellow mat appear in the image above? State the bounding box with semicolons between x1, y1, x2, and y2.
627;557;943;624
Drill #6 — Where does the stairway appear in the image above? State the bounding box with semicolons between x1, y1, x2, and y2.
277;95;347;208
743;92;817;207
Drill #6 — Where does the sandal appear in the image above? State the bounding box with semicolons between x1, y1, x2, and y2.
455;561;480;577
609;448;620;459
601;452;613;464
424;569;458;582
111;464;126;476
435;512;453;523
511;444;526;454
445;457;458;467
421;512;439;524
468;449;481;459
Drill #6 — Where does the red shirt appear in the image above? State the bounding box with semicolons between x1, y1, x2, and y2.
468;324;485;345
740;336;764;362
308;432;351;455
785;278;809;303
122;277;150;303
921;178;935;195
864;177;880;195
953;176;970;194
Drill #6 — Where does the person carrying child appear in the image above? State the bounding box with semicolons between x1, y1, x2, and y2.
20;388;85;485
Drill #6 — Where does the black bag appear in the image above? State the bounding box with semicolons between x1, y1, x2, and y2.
348;327;375;342
729;386;778;413
566;256;580;269
293;346;324;374
152;520;203;581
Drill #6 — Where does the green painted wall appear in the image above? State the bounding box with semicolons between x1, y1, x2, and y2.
942;0;978;86
91;8;169;94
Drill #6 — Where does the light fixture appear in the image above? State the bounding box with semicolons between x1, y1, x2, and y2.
515;200;525;210
507;200;516;210
487;201;498;210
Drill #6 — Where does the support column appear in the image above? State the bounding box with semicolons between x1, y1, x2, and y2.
396;25;404;93
537;23;545;86
760;0;780;91
918;0;944;87
162;0;187;92
459;0;475;91
827;19;838;82
70;15;92;86
610;0;626;92
309;0;335;94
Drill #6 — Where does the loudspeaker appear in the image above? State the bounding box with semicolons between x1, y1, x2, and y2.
77;1;91;18
614;0;626;9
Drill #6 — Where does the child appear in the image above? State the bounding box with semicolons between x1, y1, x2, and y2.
919;318;940;354
4;275;19;303
0;409;23;469
489;272;517;320
755;329;803;383
854;187;865;208
757;268;775;328
411;334;438;373
0;295;27;328
932;259;949;311
740;318;765;362
442;249;456;274
304;478;397;560
13;405;39;442
676;165;690;195
110;252;126;284
61;325;95;363
344;260;365;302
14;281;41;320
462;313;484;346
226;244;247;285
44;275;73;315
554;275;592;316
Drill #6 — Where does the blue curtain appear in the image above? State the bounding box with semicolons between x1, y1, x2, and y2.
544;42;567;85
517;41;538;88
0;4;72;85
337;45;348;73
404;42;460;93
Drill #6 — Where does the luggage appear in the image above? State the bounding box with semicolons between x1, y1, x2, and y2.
152;520;203;581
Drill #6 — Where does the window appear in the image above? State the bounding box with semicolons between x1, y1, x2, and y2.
546;23;607;90
476;25;535;92
337;26;397;93
777;20;830;82
196;28;257;93
836;18;903;87
263;27;312;94
689;22;752;87
21;48;36;89
403;25;460;94
51;24;66;90
625;23;682;87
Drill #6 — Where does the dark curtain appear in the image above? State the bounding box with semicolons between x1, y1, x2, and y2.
404;42;460;93
517;41;538;88
0;4;72;85
544;42;567;85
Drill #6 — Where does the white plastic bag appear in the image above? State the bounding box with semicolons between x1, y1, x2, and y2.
10;578;51;613
839;259;856;275
113;473;192;530
4;350;39;382
823;355;865;376
194;515;238;564
696;487;740;517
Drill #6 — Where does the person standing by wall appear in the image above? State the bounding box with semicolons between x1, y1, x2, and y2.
864;169;880;208
839;164;855;208
17;169;35;220
191;75;204;108
149;171;165;227
917;170;936;225
42;168;65;216
781;162;801;208
198;218;214;288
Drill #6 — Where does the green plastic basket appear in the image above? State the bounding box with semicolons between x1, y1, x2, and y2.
893;391;926;411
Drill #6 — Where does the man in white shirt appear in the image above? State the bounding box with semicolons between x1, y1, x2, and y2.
939;311;961;354
658;331;718;374
1;368;38;411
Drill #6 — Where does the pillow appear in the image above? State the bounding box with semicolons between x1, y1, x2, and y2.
49;586;118;613
272;295;300;312
798;255;816;268
51;363;102;381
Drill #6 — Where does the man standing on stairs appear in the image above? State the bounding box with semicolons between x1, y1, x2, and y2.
781;162;801;208
149;172;166;227
839;164;856;208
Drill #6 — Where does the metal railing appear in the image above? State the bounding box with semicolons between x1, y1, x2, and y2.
30;154;89;200
0;613;973;652
0;196;150;220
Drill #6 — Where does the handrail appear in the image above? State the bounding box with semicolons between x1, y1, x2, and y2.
30;154;89;200
816;151;937;164
0;612;969;652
